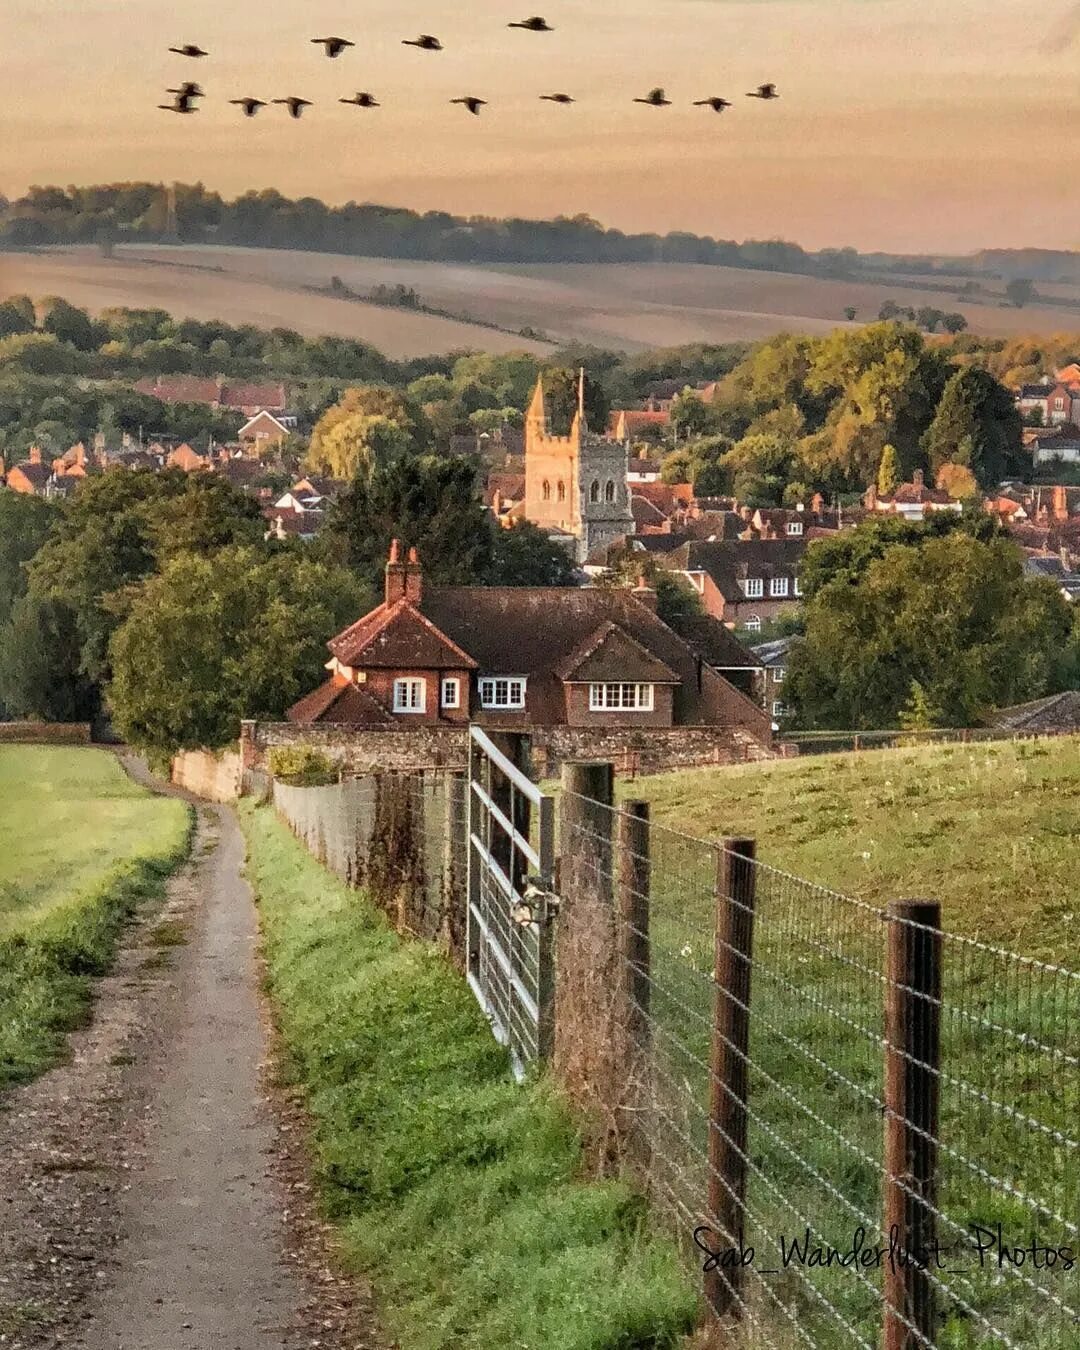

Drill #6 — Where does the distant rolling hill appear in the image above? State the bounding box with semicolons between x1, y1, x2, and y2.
2;243;1079;357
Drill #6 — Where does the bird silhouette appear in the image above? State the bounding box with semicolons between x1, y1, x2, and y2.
403;34;442;50
312;36;354;57
747;83;779;99
273;97;313;119
230;97;267;117
340;92;380;108
168;44;207;58
167;82;204;100
540;93;575;104
694;96;733;112
159;94;198;114
451;96;487;115
509;16;553;31
634;87;671;106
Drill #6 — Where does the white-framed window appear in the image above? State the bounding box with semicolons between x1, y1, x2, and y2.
770;577;790;598
588;683;655;711
794;577;803;597
743;614;762;633
441;677;461;710
1054;397;1065;411
774;666;786;683
786;521;804;536
393;677;426;713
478;676;527;710
743;578;764;598
772;700;787;718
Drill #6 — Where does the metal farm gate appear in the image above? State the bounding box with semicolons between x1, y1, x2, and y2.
466;727;556;1078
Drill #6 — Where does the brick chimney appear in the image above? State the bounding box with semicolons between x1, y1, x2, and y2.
1053;485;1068;523
28;445;42;466
632;574;658;612
384;540;423;606
811;492;824;513
913;468;925;489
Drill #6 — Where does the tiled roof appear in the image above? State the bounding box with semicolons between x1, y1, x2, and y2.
990;691;1080;733
329;600;478;671
287;678;395;725
555;621;680;684
673;538;806;594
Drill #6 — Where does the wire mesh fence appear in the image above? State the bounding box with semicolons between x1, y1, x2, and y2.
555;784;1079;1350
265;751;1077;1348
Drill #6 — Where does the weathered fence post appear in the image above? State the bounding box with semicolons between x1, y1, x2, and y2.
557;763;617;1159
617;800;651;1169
883;899;942;1350
706;836;757;1320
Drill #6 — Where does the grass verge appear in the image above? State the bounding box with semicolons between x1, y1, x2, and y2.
239;799;698;1350
0;747;192;1092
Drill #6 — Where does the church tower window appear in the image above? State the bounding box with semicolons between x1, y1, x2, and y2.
604;480;616;503
590;480;600;503
557;480;566;502
542;479;551;501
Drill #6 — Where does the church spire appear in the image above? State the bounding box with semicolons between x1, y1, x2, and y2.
526;376;549;435
571;366;587;435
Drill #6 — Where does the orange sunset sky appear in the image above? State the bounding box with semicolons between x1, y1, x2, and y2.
4;0;1079;253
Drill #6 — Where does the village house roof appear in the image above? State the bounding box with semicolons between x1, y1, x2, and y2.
670;537;806;595
286;678;395;726
554;621;680;685
990;691;1080;734
329;598;479;671
750;637;799;668
608;410;671;438
134;376;288;412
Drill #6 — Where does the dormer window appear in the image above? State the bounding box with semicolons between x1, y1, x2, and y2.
479;676;527;710
770;577;790;598
589;683;654;711
786;521;804;536
743;578;764;598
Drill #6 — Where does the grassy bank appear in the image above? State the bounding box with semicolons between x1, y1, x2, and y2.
617;736;1080;962
0;747;191;1091
238;800;697;1350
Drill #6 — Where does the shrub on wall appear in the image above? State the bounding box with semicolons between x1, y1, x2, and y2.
268;745;337;786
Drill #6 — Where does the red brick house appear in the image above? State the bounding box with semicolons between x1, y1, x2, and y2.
288;541;770;744
134;377;288;416
654;538;806;633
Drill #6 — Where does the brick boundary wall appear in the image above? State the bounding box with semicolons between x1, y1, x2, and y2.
0;722;92;745
171;749;242;802
240;720;777;778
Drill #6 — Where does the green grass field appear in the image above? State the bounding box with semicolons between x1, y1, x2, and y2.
596;738;1080;1347
0;747;191;1091
617;736;1080;963
239;800;698;1350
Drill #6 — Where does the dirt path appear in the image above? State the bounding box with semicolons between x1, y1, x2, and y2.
0;762;381;1350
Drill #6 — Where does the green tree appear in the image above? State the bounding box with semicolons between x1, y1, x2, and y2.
876;443;901;496
327;454;493;590
922;367;1023;489
0;592;95;722
0;493;53;629
108;548;368;754
40;297;97;351
786;533;1072;729
306;385;428;477
897;680;944;732
25;469;263;693
941;312;968;335
844;307;857;322
0;295;36;339
1005;278;1036;308
484;521;579;586
541;367;610;436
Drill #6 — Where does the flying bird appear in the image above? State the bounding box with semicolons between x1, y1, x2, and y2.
159;96;198;114
747;83;779;99
312;36;355;57
402;34;443;50
508;16;553;31
633;87;671;106
340;92;380;108
168;44;207;58
273;97;313;119
694;96;732;112
230;97;267;117
540;93;575;104
451;96;487;115
167;82;204;100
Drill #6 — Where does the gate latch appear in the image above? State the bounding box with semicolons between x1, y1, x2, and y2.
512;877;561;927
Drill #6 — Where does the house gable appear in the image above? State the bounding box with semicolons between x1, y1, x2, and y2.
329;599;478;672
556;622;680;685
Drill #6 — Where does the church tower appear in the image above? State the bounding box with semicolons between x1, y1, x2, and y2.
523;371;634;563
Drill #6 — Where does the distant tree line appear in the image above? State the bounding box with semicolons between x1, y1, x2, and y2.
0;182;1045;279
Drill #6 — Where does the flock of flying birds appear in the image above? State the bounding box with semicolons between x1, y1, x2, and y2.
160;21;779;119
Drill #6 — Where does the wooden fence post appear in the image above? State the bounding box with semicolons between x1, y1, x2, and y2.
883;899;942;1350
706;836;757;1320
557;763;616;1148
617;800;651;1165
